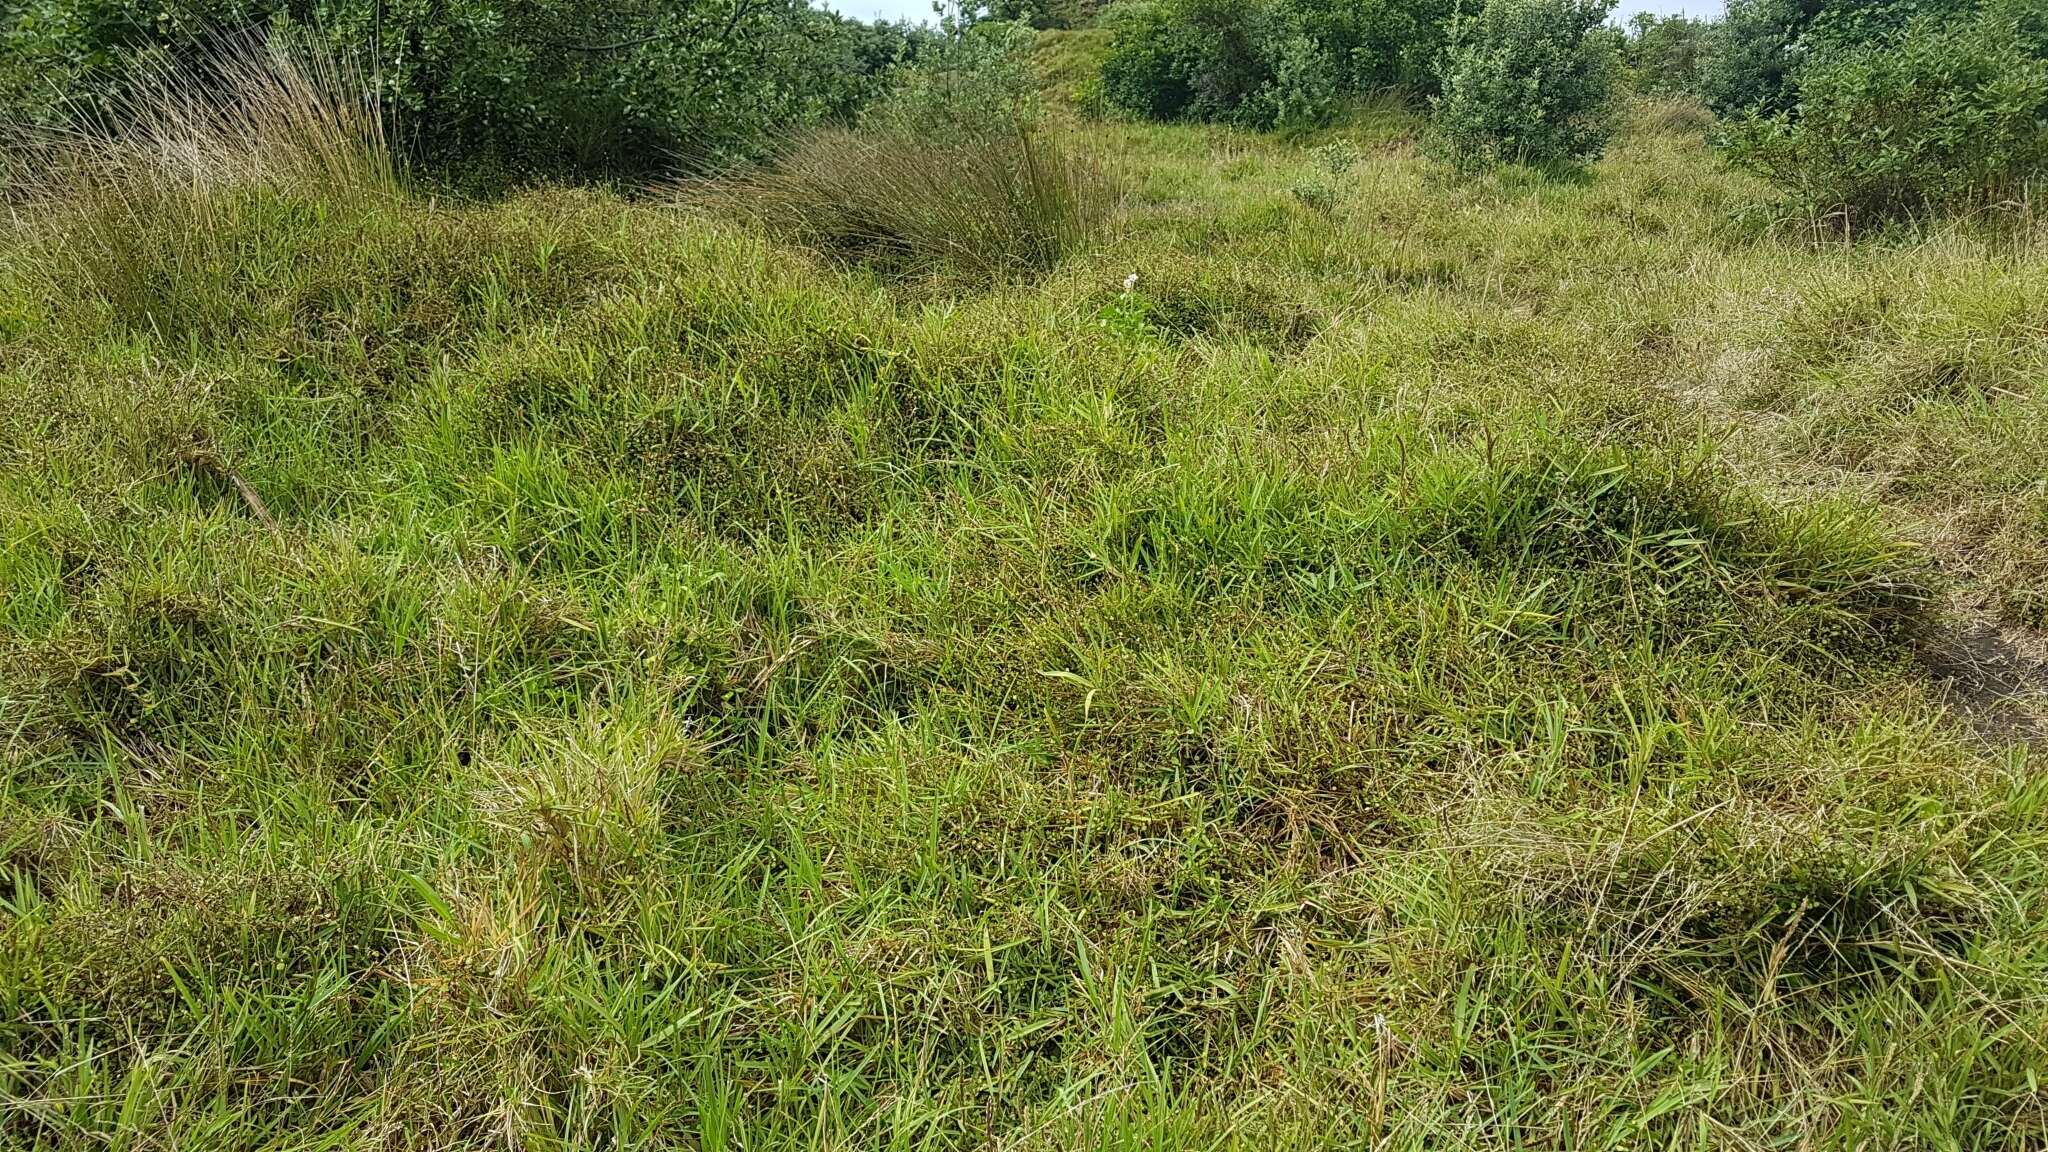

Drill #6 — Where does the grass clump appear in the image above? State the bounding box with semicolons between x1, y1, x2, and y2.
3;31;399;340
714;123;1116;282
708;20;1119;282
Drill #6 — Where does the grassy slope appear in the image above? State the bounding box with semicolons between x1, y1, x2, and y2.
2;94;2046;1148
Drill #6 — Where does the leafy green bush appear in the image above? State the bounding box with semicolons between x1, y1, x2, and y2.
1694;0;1998;116
1721;0;2048;227
975;0;1107;29
1096;0;1451;131
1096;1;1197;121
1624;13;1710;95
1100;0;1281;127
865;17;1044;140
1695;0;1815;115
0;0;921;182
1277;0;1454;96
1258;31;1341;131
1427;0;1622;171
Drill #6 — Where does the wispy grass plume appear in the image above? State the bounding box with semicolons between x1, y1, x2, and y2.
16;29;395;199
2;29;396;333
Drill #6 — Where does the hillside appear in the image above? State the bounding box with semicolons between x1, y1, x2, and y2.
2;73;2046;1150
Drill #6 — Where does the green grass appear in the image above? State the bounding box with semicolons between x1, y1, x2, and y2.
2;67;2047;1149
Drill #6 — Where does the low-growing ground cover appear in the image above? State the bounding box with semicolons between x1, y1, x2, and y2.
1;58;2045;1150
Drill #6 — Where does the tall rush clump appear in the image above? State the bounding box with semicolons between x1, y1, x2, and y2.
2;30;397;339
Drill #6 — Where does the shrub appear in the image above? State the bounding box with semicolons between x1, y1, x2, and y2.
1116;0;1285;127
1624;12;1710;95
1693;0;2000;117
1097;1;1201;121
1695;0;1816;116
0;0;920;182
975;0;1107;29
865;17;1043;141
1249;31;1342;133
1427;0;1622;171
1275;0;1454;97
1720;0;2048;227
1096;0;1452;130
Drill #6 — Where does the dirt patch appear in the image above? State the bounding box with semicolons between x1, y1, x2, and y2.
1925;593;2048;743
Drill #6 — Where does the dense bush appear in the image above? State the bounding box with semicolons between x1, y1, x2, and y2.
1694;0;1818;115
1427;0;1621;171
1099;0;1278;127
0;0;923;182
1721;0;2048;226
1280;0;1454;96
1693;0;1996;115
1624;12;1709;95
977;0;1108;29
1096;0;1451;131
864;17;1044;139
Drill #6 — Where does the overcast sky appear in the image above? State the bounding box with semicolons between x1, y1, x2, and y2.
823;0;1725;23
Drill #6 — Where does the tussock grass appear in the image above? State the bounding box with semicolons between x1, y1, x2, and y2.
1;41;2046;1151
707;122;1118;281
2;30;396;338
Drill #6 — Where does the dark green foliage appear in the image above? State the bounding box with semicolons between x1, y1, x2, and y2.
977;0;1109;29
1624;12;1709;95
1097;1;1199;120
1275;0;1454;95
1101;0;1281;127
1096;0;1452;131
1694;0;1990;116
1721;0;2048;225
0;0;922;182
1695;0;1822;115
1427;0;1622;170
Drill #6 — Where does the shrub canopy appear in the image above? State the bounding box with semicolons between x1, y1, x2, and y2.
1624;13;1710;95
0;0;926;182
1096;0;1451;131
1427;0;1622;171
1720;0;2048;226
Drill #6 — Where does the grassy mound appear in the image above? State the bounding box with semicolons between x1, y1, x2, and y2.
1;59;2045;1152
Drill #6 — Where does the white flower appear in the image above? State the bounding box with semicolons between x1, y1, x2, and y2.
1122;272;1140;293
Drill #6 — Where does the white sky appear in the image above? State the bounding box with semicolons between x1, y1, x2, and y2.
823;0;1724;23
